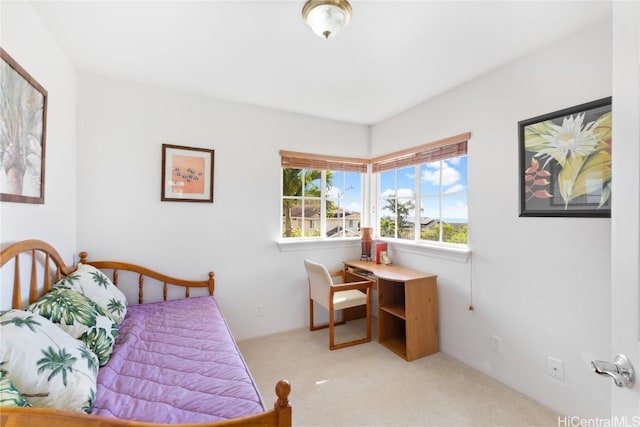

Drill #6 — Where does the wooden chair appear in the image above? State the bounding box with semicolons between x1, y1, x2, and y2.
304;259;373;350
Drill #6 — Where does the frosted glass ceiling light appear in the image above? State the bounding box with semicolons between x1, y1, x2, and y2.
302;0;352;39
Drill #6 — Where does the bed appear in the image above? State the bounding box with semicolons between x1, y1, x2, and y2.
0;239;292;427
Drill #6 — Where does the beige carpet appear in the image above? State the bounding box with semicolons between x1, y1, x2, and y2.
237;319;560;427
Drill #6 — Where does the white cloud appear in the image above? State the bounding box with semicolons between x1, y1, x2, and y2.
421;162;461;187
397;188;414;198
381;188;414;198
445;184;465;194
345;201;362;212
327;186;360;200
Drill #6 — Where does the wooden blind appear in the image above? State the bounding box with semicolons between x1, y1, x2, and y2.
370;132;470;173
280;132;470;174
280;150;368;173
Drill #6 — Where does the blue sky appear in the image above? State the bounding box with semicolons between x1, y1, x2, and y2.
327;171;362;213
379;157;468;223
324;156;468;223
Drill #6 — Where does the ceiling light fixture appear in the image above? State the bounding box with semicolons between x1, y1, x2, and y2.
302;0;352;39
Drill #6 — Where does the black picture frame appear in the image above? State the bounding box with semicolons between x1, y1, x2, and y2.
518;97;612;218
161;144;214;203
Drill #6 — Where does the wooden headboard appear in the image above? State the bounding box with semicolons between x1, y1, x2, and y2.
78;253;215;304
1;239;215;309
0;239;76;309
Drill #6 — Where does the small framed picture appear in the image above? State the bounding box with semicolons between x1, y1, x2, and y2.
518;97;611;218
161;144;214;203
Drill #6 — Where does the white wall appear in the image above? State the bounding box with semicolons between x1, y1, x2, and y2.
0;2;77;307
370;23;612;418
76;74;368;339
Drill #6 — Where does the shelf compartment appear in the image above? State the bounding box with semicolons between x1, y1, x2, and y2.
378;278;405;310
378;310;407;360
380;337;407;360
380;304;406;319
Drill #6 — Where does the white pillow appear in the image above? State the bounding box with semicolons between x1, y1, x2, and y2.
54;263;127;324
0;310;98;413
27;288;119;366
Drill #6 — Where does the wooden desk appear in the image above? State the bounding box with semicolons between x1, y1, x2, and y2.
343;260;438;361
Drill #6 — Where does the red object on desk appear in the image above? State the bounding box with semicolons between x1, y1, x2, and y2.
375;242;387;264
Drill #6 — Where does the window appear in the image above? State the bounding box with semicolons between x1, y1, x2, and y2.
280;132;469;247
373;133;469;247
378;166;416;240
281;151;366;239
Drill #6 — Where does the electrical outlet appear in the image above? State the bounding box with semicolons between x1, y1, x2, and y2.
255;304;263;317
490;334;502;353
548;357;564;381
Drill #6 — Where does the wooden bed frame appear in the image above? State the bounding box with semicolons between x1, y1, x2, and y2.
0;239;292;427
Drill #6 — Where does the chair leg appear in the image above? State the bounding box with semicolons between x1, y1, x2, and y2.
329;307;335;349
309;299;346;331
327;308;347;349
309;298;367;351
329;305;370;351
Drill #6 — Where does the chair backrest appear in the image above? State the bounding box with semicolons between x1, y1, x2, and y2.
304;259;333;309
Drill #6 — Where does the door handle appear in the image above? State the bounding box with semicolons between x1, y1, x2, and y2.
591;354;635;388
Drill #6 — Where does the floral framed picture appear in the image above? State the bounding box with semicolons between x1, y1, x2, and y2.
161;144;214;203
0;48;48;204
519;97;611;218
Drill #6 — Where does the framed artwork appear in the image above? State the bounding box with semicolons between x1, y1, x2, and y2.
0;48;48;204
161;144;214;203
519;97;611;218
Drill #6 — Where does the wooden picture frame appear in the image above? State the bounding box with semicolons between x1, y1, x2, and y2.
161;144;214;203
0;48;48;204
519;97;612;218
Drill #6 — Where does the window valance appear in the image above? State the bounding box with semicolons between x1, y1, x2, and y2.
280;150;368;173
280;131;470;174
370;132;470;173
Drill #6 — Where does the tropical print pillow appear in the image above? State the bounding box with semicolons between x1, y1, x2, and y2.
28;288;119;366
0;310;98;413
0;377;31;407
54;263;127;324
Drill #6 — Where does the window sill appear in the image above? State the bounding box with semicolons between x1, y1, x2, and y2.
276;237;470;262
380;239;471;263
277;238;361;252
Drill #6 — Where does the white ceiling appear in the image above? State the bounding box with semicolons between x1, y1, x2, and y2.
29;0;612;125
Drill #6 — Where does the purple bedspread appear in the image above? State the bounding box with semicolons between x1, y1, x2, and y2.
91;296;265;423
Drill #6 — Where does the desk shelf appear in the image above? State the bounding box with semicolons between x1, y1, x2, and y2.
379;304;406;320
